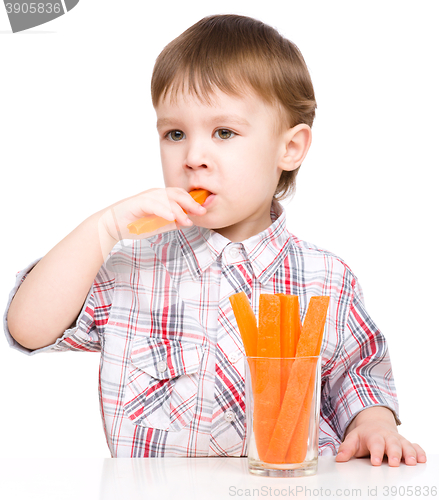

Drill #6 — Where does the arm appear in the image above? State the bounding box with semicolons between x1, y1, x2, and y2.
336;406;426;466
7;188;206;351
326;278;425;466
7;211;116;350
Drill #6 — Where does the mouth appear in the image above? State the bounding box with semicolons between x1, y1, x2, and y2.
188;186;216;208
202;192;216;208
189;185;212;193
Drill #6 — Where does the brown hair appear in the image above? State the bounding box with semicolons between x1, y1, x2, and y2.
151;14;317;200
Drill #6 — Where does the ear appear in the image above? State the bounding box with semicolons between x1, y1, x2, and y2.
278;124;312;172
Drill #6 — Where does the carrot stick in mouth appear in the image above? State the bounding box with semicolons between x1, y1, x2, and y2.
127;189;211;235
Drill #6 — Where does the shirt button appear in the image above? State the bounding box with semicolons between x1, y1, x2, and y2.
228;352;240;364
223;410;236;423
228;247;240;259
156;360;167;373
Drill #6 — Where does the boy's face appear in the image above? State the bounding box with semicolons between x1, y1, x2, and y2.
155;88;295;242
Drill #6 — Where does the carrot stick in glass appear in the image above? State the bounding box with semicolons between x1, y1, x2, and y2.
277;294;302;402
229;291;258;358
264;296;329;464
253;294;281;461
284;374;316;463
285;294;328;463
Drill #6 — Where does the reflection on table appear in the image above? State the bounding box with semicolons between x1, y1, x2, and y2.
1;455;436;500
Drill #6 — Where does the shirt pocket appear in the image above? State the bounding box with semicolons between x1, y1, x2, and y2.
123;336;204;432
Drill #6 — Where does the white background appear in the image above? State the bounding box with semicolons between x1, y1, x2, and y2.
1;0;438;460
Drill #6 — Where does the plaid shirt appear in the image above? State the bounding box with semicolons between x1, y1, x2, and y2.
4;202;399;457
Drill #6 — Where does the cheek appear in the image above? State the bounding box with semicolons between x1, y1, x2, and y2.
160;145;173;165
234;145;280;183
221;173;263;206
245;135;279;163
221;143;277;188
160;147;181;181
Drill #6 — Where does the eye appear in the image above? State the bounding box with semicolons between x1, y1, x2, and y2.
214;129;235;140
166;130;185;142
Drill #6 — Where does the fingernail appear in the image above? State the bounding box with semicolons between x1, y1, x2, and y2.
185;218;193;225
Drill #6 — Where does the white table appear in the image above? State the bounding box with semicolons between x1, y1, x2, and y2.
1;456;437;499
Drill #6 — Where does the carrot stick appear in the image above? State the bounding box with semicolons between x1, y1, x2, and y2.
295;296;329;358
253;294;281;462
257;294;281;358
284;370;317;463
277;294;302;403
264;296;329;464
229;292;258;358
127;189;211;235
277;294;301;358
285;295;328;463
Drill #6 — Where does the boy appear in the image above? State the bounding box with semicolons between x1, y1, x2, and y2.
4;14;425;465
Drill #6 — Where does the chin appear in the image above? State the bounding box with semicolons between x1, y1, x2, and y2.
191;213;231;231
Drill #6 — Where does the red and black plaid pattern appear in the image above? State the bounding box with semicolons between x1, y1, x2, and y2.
4;202;399;457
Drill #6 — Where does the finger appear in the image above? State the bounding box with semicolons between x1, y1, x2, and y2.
164;190;205;226
185;198;207;215
167;188;207;215
401;441;419;466
131;194;176;222
336;432;360;462
142;203;177;224
366;434;386;466
383;436;403;467
411;443;427;464
168;200;194;226
154;204;177;222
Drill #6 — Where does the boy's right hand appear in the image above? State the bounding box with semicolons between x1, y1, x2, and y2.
98;187;207;244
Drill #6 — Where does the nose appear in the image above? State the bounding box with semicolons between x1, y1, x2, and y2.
184;139;210;170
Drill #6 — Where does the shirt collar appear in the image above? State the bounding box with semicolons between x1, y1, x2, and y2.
174;200;292;284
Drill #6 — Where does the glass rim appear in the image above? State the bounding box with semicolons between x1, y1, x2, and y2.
245;355;321;360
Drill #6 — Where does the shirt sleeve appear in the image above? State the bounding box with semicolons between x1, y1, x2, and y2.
321;278;401;441
3;255;115;356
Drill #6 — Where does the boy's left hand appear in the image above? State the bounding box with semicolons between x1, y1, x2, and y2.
335;406;426;466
